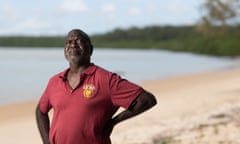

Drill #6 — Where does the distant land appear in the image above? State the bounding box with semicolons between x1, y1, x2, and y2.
0;25;239;57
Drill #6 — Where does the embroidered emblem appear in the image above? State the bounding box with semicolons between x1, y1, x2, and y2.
83;84;96;98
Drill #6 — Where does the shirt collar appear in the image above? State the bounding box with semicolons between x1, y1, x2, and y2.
59;63;96;81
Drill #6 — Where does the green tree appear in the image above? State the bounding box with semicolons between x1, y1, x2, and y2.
196;0;239;35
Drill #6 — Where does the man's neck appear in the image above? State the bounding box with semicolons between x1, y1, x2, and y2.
69;63;90;74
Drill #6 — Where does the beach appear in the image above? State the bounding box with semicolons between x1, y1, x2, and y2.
1;67;240;144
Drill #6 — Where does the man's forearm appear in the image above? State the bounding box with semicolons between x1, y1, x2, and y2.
102;108;140;136
35;104;50;144
111;109;137;125
112;90;157;125
102;90;156;136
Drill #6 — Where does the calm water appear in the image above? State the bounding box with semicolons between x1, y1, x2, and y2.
0;47;236;105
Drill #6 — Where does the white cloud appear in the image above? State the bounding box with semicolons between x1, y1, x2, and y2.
101;3;116;18
0;3;15;13
145;4;156;13
0;3;18;21
59;0;88;13
128;7;142;16
0;0;203;35
102;3;116;13
17;19;49;29
167;0;188;15
0;18;52;35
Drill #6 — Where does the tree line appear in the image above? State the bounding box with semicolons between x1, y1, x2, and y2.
91;25;240;57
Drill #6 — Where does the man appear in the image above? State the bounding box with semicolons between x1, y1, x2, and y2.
36;29;157;144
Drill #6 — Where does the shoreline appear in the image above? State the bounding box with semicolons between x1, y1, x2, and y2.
0;67;240;143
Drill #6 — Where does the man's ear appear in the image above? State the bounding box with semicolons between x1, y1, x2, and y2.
89;44;93;56
64;46;69;60
85;43;93;56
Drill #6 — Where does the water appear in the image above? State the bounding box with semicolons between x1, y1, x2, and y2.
0;47;236;105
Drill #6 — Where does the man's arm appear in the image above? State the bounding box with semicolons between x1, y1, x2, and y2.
35;104;50;144
103;90;157;135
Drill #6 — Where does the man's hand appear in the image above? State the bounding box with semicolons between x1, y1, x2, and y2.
102;119;116;136
35;104;50;144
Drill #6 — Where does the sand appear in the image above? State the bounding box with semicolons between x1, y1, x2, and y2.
0;67;240;144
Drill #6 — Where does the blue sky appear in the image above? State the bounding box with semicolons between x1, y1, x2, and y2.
0;0;205;36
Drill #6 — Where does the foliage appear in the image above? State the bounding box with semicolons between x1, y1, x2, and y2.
0;25;239;57
196;0;240;35
0;36;65;47
91;25;240;57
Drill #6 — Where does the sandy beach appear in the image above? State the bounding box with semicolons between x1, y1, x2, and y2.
1;67;240;144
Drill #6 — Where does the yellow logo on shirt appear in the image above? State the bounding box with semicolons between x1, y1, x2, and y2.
83;84;96;98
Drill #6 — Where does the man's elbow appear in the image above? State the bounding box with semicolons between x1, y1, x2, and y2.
139;91;157;110
147;92;157;108
35;104;47;118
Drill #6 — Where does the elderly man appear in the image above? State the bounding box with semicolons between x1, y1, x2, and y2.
36;29;157;144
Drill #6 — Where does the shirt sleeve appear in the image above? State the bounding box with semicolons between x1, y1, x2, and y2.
109;73;143;109
39;80;52;114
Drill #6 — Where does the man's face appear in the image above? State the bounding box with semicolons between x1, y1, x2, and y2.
64;30;91;65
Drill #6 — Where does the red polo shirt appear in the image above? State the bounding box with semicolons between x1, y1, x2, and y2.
39;63;143;144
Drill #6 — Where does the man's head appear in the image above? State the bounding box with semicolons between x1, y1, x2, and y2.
64;29;93;65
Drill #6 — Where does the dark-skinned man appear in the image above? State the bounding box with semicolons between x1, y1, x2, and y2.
36;29;157;144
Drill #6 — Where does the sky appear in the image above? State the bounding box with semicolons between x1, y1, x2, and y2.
0;0;206;36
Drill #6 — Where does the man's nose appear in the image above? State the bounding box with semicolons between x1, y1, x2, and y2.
70;41;78;48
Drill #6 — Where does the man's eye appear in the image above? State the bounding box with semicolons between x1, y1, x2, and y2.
66;40;72;44
76;39;82;44
66;39;82;45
